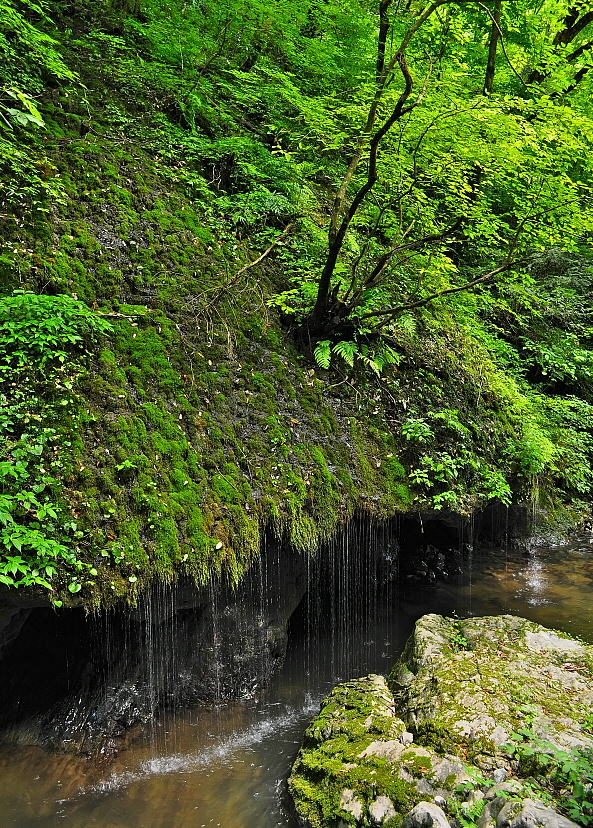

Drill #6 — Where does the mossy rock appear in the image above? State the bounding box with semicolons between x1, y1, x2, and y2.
289;674;474;828
388;614;593;769
290;616;593;827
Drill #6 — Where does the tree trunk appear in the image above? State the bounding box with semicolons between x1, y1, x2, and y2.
376;0;393;80
484;0;502;94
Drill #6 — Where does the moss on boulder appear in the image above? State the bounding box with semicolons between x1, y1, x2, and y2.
389;614;593;767
290;615;593;827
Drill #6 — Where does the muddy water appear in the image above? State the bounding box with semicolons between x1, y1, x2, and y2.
0;537;592;828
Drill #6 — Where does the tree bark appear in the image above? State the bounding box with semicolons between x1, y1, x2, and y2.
483;0;502;93
528;8;593;84
310;0;481;328
554;9;593;45
376;0;393;80
311;54;416;325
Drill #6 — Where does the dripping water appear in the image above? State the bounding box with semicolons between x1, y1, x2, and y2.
1;517;592;828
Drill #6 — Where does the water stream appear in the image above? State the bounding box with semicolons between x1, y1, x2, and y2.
0;533;592;827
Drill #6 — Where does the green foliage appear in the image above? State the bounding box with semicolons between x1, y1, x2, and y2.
402;418;434;444
313;338;399;373
1;0;593;600
0;0;74;94
0;293;111;598
0;292;111;365
506;728;593;826
0;87;44;130
449;623;469;652
313;339;331;370
0;1;75;214
447;795;486;828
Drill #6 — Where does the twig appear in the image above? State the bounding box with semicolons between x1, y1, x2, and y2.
206;222;294;307
233;222;294;279
364;256;534;327
96;311;147;319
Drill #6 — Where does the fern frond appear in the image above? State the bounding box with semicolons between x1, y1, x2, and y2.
314;340;331;369
332;340;357;367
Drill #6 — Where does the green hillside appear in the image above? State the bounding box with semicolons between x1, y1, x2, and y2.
1;0;593;605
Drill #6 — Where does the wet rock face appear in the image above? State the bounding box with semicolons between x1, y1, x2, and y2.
289;614;593;828
0;537;308;751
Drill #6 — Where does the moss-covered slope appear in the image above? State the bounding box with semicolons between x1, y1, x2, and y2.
2;114;418;601
1;1;593;603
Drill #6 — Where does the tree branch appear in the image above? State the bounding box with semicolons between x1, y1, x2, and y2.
554;9;593;45
359;257;531;326
207;223;294;306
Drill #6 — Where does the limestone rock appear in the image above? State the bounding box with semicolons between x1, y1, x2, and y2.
478;797;506;828
388;614;593;761
289;615;593;828
340;789;363;822
495;799;581;828
402;802;451;828
368;795;396;824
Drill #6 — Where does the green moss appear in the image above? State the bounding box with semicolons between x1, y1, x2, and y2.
290;677;421;827
413;722;456;755
2;17;585;607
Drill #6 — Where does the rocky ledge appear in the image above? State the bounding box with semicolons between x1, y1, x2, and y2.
289;614;593;828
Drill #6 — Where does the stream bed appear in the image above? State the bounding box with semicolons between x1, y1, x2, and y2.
0;536;592;827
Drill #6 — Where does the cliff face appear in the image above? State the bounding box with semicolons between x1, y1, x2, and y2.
1;1;592;608
1;92;416;602
0;533;311;750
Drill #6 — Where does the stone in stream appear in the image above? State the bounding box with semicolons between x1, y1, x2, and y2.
289;614;593;828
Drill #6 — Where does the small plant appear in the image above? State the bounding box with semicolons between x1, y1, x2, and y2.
409;453;461;509
402;418;434;443
0;293;112;600
449;623;469;651
313;338;399;374
448;795;487;828
505;724;593;825
0;87;45;130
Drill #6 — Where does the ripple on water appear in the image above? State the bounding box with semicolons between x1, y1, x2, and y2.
87;699;320;795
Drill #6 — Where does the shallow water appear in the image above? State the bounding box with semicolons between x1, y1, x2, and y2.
0;536;592;827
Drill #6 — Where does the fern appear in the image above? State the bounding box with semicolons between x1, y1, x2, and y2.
332;340;357;367
379;344;400;366
357;353;381;375
395;314;417;336
314;340;331;369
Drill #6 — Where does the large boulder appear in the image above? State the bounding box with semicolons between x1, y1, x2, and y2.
389;614;593;767
289;615;593;828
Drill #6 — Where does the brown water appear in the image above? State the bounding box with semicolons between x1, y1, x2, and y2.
0;536;592;828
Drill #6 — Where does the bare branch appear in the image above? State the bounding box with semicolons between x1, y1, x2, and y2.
207;223;294;306
232;223;294;279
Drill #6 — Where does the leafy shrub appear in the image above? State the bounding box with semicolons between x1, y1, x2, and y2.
506;731;593;826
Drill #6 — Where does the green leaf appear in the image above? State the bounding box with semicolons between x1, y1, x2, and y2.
313;340;331;369
332;340;357;367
